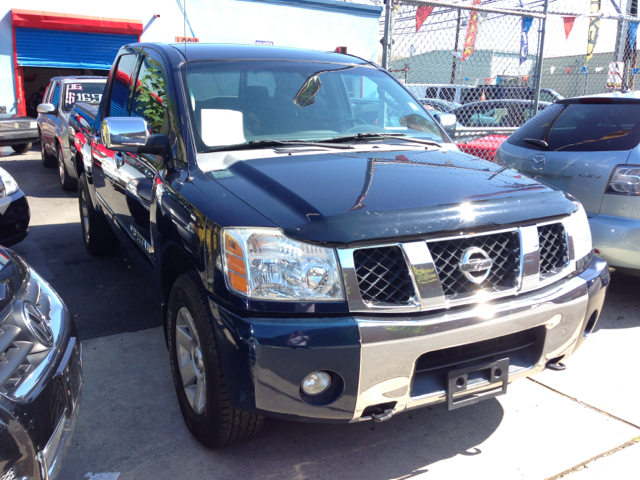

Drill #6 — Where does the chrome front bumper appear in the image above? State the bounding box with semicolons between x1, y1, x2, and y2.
42;337;82;480
351;257;608;421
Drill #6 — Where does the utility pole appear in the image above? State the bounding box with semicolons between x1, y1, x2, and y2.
451;9;462;84
623;0;639;89
381;0;395;70
532;0;548;114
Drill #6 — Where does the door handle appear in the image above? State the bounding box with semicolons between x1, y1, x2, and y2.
114;152;124;168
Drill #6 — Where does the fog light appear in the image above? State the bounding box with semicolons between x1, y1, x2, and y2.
301;371;331;396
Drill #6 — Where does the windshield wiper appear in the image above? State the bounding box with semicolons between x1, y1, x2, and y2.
319;132;443;148
203;139;353;154
523;138;549;150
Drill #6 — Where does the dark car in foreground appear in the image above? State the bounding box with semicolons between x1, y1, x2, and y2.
68;43;607;448
0;166;30;247
496;93;640;276
0;247;81;479
0;114;39;154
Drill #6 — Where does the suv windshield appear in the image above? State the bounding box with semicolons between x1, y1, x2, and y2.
183;60;447;152
63;82;105;111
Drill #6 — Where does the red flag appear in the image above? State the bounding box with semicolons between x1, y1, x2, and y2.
563;16;576;40
485;78;491;85
461;0;482;61
416;6;434;32
522;75;530;83
565;67;573;74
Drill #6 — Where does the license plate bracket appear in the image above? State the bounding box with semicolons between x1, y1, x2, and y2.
447;358;509;411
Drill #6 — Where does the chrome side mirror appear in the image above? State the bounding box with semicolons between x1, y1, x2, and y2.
102;117;149;152
37;103;55;114
434;113;457;135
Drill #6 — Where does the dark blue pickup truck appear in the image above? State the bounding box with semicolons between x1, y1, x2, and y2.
68;43;608;448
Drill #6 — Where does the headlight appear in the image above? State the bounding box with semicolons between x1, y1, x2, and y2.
0;168;19;197
606;165;640;195
221;228;344;301
564;202;593;263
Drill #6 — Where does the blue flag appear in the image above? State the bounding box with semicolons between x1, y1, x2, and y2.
630;22;639;49
633;68;640;76
520;17;534;65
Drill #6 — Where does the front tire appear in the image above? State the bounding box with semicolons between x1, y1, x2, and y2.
168;272;264;448
58;144;77;191
78;173;119;256
11;143;32;154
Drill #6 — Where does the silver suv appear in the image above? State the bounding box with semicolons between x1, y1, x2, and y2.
496;93;640;276
37;76;106;190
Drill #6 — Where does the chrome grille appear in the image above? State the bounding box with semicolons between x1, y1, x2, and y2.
429;231;521;299
538;223;569;278
353;246;416;306
0;274;53;396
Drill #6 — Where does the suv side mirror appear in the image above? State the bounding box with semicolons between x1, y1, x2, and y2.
102;117;149;152
433;113;457;135
37;103;56;115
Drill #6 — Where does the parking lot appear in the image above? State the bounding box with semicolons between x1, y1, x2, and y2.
2;144;639;480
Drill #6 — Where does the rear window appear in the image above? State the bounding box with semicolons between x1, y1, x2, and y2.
425;87;438;99
440;87;455;102
63;82;104;110
507;103;565;150
546;104;640;151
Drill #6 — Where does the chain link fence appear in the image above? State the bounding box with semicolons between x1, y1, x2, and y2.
381;0;640;160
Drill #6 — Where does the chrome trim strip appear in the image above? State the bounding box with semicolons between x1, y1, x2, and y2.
423;226;518;244
401;241;445;310
336;248;368;312
519;225;540;293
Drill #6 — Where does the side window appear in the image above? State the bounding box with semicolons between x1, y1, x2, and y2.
50;83;61;108
131;54;169;134
43;81;53;103
425;87;438;98
108;54;138;117
441;88;455;102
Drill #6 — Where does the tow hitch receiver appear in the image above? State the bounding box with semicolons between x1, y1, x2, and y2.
447;358;509;411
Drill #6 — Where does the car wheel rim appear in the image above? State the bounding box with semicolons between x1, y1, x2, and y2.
80;190;90;243
176;307;206;415
58;150;65;184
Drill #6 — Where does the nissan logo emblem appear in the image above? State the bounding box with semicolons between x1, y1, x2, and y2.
459;247;493;284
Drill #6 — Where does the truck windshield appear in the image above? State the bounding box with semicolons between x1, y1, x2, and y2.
183;60;447;152
63;82;105;111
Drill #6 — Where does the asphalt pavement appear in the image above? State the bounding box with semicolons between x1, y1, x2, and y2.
1;145;639;480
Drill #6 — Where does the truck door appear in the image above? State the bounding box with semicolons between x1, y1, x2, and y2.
92;53;139;222
107;51;170;260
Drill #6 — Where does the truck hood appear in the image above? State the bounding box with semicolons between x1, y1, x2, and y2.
201;147;577;245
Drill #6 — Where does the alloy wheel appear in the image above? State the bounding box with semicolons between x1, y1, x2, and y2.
80;189;90;244
58;147;65;185
175;307;206;415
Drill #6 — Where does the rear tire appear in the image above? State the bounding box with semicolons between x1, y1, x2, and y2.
11;143;32;154
40;133;55;168
168;271;264;448
78;173;119;256
58;143;77;191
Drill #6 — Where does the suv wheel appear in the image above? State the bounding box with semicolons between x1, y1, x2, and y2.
58;144;77;191
40;134;55;168
168;272;264;448
78;173;119;256
11;143;32;154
